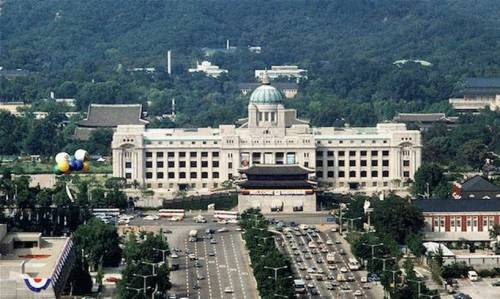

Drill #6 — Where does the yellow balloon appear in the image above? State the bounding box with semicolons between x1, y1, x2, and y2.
58;161;70;172
83;161;90;172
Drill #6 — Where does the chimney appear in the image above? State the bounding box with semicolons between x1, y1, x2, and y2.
167;50;172;75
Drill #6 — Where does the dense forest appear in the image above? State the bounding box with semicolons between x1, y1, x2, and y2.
0;0;499;167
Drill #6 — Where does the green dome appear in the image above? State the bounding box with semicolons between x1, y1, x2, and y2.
249;84;283;104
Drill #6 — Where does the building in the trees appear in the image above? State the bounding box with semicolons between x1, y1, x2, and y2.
237;165;316;213
188;61;228;78
0;224;75;299
238;82;298;99
112;74;422;203
74;104;148;140
255;65;307;82
452;175;500;200
449;77;500;113
415;199;500;243
393;113;458;130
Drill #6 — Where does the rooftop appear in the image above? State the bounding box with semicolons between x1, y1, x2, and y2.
77;104;148;127
238;82;299;90
394;113;456;122
461;175;500;192
239;180;315;189
464;77;500;89
240;165;313;176
414;199;500;213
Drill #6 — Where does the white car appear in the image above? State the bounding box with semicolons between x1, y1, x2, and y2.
354;290;363;296
144;215;159;221
218;219;227;224
340;267;348;273
227;219;238;224
188;254;196;260
217;227;228;233
361;277;368;283
326;240;333;245
307;268;315;273
170;253;179;259
224;287;233;293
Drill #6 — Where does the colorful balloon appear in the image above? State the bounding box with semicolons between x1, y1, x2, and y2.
52;165;63;175
74;160;83;171
58;160;70;172
82;161;90;172
69;159;79;171
55;152;70;164
75;149;89;161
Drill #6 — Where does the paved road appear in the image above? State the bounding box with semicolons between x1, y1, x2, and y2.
274;224;383;299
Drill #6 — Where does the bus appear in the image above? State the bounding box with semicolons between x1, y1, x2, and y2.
91;208;121;216
348;258;361;270
213;210;239;221
158;209;185;220
293;279;306;294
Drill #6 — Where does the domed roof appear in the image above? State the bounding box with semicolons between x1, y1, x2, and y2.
249;84;283;104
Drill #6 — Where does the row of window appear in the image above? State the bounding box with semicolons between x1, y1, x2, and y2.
316;159;395;167
145;151;220;158
144;171;220;180
316;140;389;145
316;150;390;158
142;160;221;169
431;216;496;232
145;140;219;145
145;182;219;189
316;170;394;178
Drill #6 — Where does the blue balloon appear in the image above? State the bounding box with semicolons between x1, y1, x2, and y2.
74;160;84;171
69;159;78;171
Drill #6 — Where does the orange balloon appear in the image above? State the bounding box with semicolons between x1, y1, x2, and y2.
83;161;90;172
58;161;70;172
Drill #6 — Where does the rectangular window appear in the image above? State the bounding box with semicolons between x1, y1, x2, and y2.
316;171;323;178
201;172;207;179
304;162;309;168
382;160;389;167
382;150;389;156
190;152;197;158
327;151;334;157
201;161;208;167
371;160;378;167
228;162;233;169
360;171;367;178
168;161;175;168
212;161;219;167
371;171;378;177
146;152;153;158
316;160;323;167
201;151;208;157
168;172;175;178
327;171;334;178
157;172;164;179
168;152;175;157
179;152;186;157
338;171;345;178
316;151;323;158
371;151;378;156
146;161;153;168
403;160;410;167
179;172;186;178
338;151;345;157
125;173;131;179
338;160;345;167
327;160;334;167
360;151;367;156
190;172;197;179
190;161;197;168
125;162;132;168
179;161;186;168
146;172;153;179
349;151;356;156
156;152;164;158
349;171;356;178
212;152;219;158
157;161;164;168
382;171;389;177
349;160;356;167
360;160;367;167
213;172;219;178
403;171;410;178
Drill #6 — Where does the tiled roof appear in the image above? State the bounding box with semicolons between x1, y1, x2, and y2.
77;104;148;127
461;175;500;192
414;199;500;212
239;180;315;189
240;165;313;176
464;77;500;88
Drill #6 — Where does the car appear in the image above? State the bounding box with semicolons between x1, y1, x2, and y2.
305;275;312;280
326;283;335;290
163;229;172;234
362;283;371;289
302;248;308;253
144;215;159;221
295;257;303;262
321;248;329;253
307;268;315;274
192;283;200;290
307;283;314;288
294;251;301;256
105;276;120;283
218;220;227;224
360;276;368;283
330;281;339;287
235;227;242;231
298;264;307;271
188;254;196;260
368;273;380;282
224;287;233;293
492;280;500;287
310;288;319;295
347;275;355;281
316;259;323;264
208;252;215;256
340;284;350;290
304;254;312;259
453;293;472;299
328;265;337;271
354;290;363;296
335;240;341;244
210;238;217;244
197;275;205;280
316;239;323;244
170;253;179;259
326;240;333;245
339;249;345;255
327;275;335;280
316;275;324;281
317;269;324;274
217;227;228;233
171;263;179;270
195;261;202;268
340;267;348;273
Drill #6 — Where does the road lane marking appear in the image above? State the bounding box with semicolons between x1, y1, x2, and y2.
220;235;236;299
229;233;248;299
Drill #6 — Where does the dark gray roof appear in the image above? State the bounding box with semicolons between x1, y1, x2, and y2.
240;165;313;176
395;113;447;122
465;78;500;88
77;104;148;127
414;199;500;212
239;180;315;189
238;82;299;90
461;175;500;192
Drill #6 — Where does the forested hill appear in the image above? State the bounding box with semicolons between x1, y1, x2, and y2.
2;0;500;75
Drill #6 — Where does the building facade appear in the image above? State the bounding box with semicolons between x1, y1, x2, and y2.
449;77;500;113
255;65;307;82
112;77;422;200
188;61;228;78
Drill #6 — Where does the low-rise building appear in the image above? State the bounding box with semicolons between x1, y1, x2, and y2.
452;175;500;200
449;77;500;113
188;61;228;78
255;65;307;82
238;82;298;99
74;104;149;140
393;113;458;130
414;199;500;242
237;165;316;213
0;224;75;299
0;102;30;116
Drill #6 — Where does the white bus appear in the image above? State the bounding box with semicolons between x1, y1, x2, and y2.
213;210;239;221
158;209;185;220
348;258;361;270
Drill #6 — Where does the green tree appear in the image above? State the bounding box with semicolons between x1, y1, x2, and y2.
87;128;113;156
411;163;446;197
406;232;425;257
459;139;488;169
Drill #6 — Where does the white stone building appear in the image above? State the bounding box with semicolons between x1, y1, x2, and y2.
255;65;307;82
188;61;228;78
112;76;422;200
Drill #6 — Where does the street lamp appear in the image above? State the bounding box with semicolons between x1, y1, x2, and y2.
346;217;362;233
407;279;424;297
126;286;143;295
274;294;288;298
362;242;384;269
374;256;396;271
142;261;159;275
153;248;169;264
133;273;155;296
264;265;288;280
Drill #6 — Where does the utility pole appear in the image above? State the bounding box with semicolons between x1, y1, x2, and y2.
264;265;288;280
